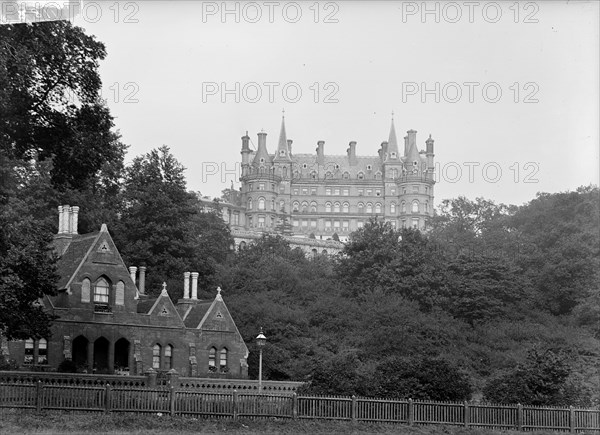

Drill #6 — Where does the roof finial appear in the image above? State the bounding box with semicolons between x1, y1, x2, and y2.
216;286;223;300
282;108;285;118
161;282;168;296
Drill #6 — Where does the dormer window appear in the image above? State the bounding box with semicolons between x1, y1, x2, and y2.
303;163;308;169
279;150;285;156
260;158;265;163
366;165;372;171
413;161;418;166
391;152;397;158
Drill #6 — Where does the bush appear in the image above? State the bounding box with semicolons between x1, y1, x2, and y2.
57;359;78;373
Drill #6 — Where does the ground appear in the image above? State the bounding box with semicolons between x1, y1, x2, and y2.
0;409;573;435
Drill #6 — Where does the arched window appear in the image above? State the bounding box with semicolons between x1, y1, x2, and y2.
412;200;419;213
366;203;373;214
342;171;350;179
325;202;332;213
208;347;217;372
279;200;285;212
81;278;91;303
164;345;173;370
258;197;266;210
24;339;34;364
357;172;364;180
390;202;396;214
310;202;317;212
38;338;48;365
292;201;300;212
219;348;228;371
311;170;317;179
115;281;125;306
334;202;341;213
358;203;364;214
375;203;382;214
342;202;349;213
401;201;406;213
247;198;253;210
425;201;429;213
325;171;333;179
94;278;109;304
153;344;161;369
375;172;382;180
271;199;275;211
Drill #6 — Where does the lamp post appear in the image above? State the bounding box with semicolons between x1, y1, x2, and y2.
256;328;267;393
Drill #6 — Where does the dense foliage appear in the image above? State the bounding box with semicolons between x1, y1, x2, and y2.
1;21;598;406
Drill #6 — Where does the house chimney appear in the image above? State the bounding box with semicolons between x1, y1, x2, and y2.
287;139;293;156
57;206;64;234
316;141;325;165
407;130;417;151
381;141;389;160
257;131;267;150
61;205;70;233
139;266;146;295
183;272;190;299
404;135;409;156
129;266;137;285
69;206;79;235
191;272;199;300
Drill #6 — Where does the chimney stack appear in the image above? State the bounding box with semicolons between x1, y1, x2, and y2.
257;131;267;150
347;141;357;166
380;141;389;160
183;272;190;299
404;136;409;156
139;266;146;295
129;266;137;286
61;205;70;234
316;141;325;165
191;272;199;300
57;206;64;234
407;130;417;151
287;139;293;156
69;206;79;235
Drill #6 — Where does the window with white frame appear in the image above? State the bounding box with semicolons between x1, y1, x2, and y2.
153;344;162;369
412;200;419;214
94;278;109;304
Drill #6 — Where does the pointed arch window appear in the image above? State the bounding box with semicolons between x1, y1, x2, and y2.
165;345;173;370
310;202;317;213
258;197;266;210
375;203;382;214
358;203;364;214
94;278;109;304
334;202;341;213
152;344;161;369
219;348;228;371
209;347;217;372
292;201;300;212
81;278;91;303
366;203;373;214
342;202;349;213
325;202;332;213
301;202;308;213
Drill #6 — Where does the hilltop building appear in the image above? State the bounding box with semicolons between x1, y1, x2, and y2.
212;116;435;243
1;206;249;377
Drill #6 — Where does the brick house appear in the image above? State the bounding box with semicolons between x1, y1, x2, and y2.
1;206;249;378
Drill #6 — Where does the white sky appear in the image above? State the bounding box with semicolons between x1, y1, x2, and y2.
71;0;599;207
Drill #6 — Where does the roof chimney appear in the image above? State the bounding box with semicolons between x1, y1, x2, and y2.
183;272;190;299
191;272;199;300
129;266;137;286
139;266;146;295
61;205;70;234
57;206;65;234
287;139;293;156
69;206;79;235
316;141;325;165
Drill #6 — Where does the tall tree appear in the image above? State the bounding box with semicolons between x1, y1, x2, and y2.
114;146;232;298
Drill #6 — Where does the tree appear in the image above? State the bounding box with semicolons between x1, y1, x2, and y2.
373;357;472;401
113;146;232;298
274;209;294;236
0;21;126;192
0;153;58;340
483;348;591;406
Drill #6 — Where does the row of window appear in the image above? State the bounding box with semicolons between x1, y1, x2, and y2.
247;184;430;197
81;277;125;306
208;347;228;372
246;165;427;180
292;218;427;231
24;338;48;365
291;200;430;214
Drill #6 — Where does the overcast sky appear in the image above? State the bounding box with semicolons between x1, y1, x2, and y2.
71;0;599;207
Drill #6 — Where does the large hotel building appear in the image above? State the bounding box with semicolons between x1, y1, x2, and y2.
214;116;435;244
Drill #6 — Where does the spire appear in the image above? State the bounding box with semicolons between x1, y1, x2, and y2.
385;115;400;161
273;111;291;162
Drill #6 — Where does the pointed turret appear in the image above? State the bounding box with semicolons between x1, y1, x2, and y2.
405;130;423;168
273;115;291;162
252;130;272;166
385;117;400;161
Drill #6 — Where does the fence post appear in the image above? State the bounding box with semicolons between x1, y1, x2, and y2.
351;395;357;423
408;398;414;426
35;380;42;412
104;383;111;414
464;401;469;428
232;390;238;420
292;393;298;420
517;403;523;431
169;386;176;417
569;406;575;433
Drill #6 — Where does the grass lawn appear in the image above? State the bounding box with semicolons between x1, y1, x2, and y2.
0;409;570;435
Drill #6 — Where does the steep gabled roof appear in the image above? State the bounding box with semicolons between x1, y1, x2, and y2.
143;283;184;325
54;233;99;289
182;301;213;328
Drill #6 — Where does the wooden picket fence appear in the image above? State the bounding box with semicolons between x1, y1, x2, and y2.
1;381;599;433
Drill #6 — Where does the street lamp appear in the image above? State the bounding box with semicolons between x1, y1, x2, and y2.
255;328;267;393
